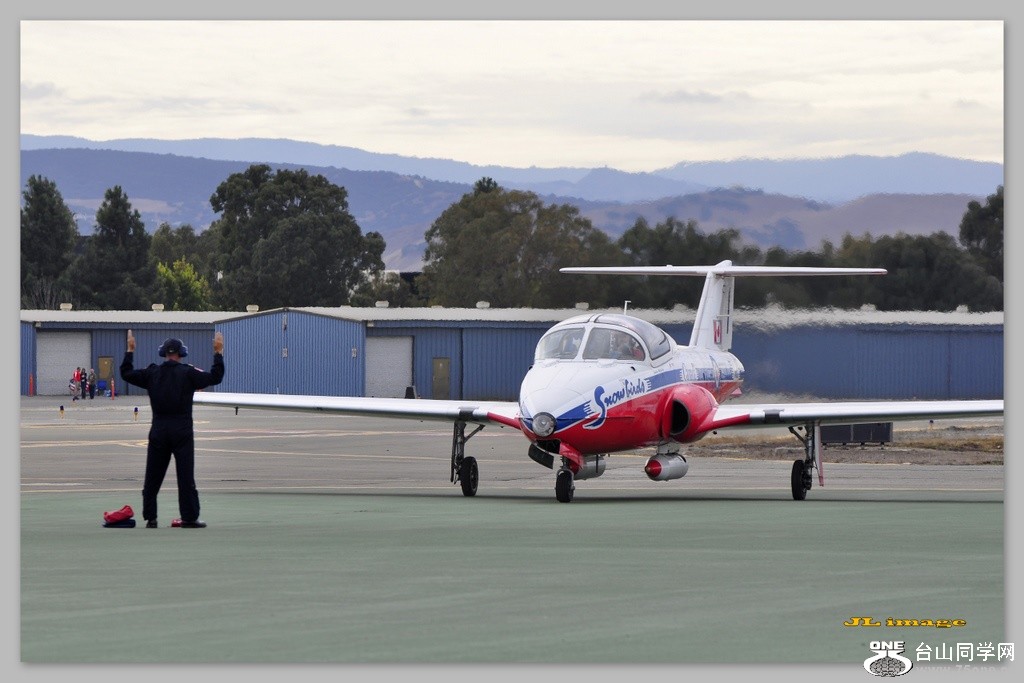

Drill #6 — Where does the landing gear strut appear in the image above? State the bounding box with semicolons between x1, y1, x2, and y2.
788;422;823;500
450;420;484;497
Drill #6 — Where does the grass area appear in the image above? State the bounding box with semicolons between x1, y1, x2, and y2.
691;425;1004;465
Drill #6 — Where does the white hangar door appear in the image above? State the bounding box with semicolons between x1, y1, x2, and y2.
36;331;92;396
364;336;413;398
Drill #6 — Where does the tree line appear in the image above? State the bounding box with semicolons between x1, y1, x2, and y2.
21;167;1003;312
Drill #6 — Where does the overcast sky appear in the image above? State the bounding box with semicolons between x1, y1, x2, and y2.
20;19;1003;172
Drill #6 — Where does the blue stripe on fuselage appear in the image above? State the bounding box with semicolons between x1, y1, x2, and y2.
647;369;684;390
552;369;685;433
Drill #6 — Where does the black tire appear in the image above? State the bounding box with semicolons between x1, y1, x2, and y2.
555;469;574;503
459;456;478;497
791;459;808;500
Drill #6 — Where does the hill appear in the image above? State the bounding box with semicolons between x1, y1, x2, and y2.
22;134;1002;203
20;140;1000;270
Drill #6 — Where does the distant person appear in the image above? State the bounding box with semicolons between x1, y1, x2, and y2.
120;330;225;529
73;367;82;400
81;367;88;399
88;368;97;399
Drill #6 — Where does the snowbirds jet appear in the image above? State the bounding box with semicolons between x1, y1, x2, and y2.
192;262;1004;502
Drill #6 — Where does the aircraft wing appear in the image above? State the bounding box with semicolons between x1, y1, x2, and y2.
707;399;1004;431
193;391;523;430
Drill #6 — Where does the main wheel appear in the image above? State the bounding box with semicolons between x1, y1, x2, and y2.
555;469;574;503
791;459;808;500
459;456;478;497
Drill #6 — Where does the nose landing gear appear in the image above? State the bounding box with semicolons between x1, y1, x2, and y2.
555;467;575;503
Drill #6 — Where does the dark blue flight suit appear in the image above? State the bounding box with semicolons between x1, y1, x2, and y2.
120;351;225;524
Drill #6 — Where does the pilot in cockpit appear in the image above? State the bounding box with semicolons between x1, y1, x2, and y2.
613;331;644;360
554;329;583;359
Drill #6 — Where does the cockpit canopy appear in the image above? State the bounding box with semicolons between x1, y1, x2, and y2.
534;313;673;362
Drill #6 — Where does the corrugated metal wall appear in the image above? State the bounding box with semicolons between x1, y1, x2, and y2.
370;322;551;400
462;326;546;400
21;322;36;395
22;321;217;397
731;324;1003;400
21;313;1003;401
216;311;364;396
367;326;461;399
949;328;1004;399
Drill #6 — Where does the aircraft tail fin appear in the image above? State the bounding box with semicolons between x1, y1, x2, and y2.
560;261;886;352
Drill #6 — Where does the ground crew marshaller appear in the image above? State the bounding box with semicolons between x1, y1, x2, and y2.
120;330;225;528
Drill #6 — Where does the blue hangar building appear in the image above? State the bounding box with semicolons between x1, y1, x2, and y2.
20;305;1003;401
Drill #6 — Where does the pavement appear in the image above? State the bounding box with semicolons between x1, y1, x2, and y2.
15;395;1013;677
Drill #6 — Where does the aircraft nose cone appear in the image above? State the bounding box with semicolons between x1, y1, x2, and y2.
521;365;584;408
520;387;581;429
520;366;588;436
522;363;584;391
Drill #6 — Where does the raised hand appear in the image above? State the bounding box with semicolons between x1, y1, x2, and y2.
213;331;224;354
127;329;136;352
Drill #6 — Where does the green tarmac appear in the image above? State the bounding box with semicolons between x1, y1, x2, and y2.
21;490;1004;665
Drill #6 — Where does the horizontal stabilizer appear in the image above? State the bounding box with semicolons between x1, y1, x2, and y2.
561;260;887;352
560;264;887;277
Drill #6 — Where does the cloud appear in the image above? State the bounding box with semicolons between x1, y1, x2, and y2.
640;89;755;106
20;81;62;100
19;19;1004;170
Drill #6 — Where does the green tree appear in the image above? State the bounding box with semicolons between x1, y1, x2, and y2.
866;232;1001;312
154;258;214;311
20;175;79;308
206;165;384;308
349;270;425;307
818;234;889;308
66;186;154;309
420;180;620;307
150;223;211;273
958;185;1003;282
613;217;757;308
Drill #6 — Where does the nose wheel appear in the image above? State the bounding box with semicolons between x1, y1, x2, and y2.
555;468;575;503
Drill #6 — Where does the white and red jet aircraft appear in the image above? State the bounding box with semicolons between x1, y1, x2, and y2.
193;262;1004;502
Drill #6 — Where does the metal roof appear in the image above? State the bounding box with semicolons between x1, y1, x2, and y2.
20;310;231;324
731;306;1003;329
21;305;1003;328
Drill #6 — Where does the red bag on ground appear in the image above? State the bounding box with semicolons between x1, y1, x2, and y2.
103;505;134;524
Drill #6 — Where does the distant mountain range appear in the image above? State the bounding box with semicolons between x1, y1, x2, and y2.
20;135;1003;270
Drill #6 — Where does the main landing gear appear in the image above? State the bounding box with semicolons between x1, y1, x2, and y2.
450;421;483;497
788;422;823;500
